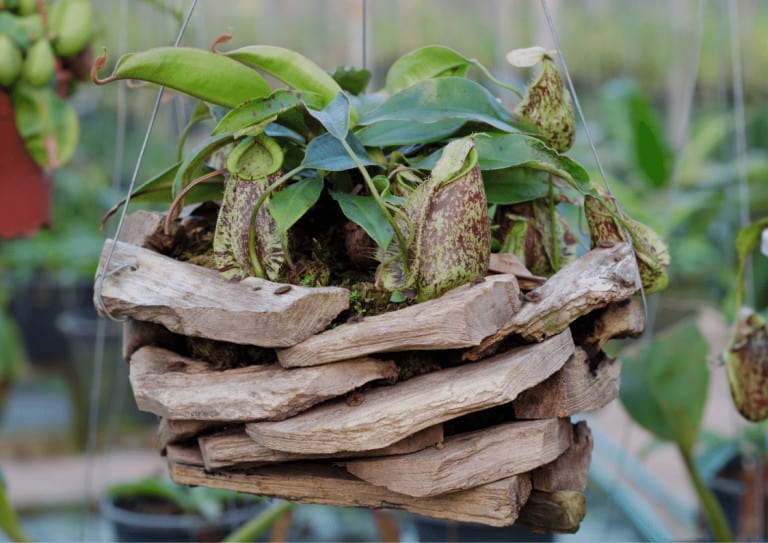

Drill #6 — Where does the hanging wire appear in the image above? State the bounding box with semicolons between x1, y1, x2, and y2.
539;0;647;320
362;0;368;70
93;0;199;323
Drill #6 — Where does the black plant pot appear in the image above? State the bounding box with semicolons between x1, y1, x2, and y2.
412;515;554;542
100;496;267;542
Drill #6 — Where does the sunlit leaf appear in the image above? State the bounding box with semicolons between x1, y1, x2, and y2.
212;89;324;136
385;45;471;95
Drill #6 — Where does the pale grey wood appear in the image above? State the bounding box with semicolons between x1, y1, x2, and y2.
343;418;572;498
247;330;574;455
130;346;398;421
532;421;593;492
95;239;349;348
118;210;165;247
518;490;586;534
513;348;621;419
199;424;444;470
488;252;545;290
465;243;639;361
572;298;645;358
276;274;521;368
156;418;218;451
168;447;532;527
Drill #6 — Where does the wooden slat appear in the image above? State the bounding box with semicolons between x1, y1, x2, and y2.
95;239;349;348
246;330;574;455
464;243;639;361
130;346;398;421
512;347;620;419
276;274;521;368
518;490;586;534
123;319;180;360
572;298;645;358
532;421;593;492
167;447;533;527
343;418;572;498
198;424;444;471
488;252;546;290
156;418;218;451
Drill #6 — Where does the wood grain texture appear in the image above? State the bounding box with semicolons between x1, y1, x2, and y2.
343;418;572;498
532;421;593;492
488;252;546;290
95;239;349;347
246;330;574;455
123;319;180;360
571;298;645;358
276;274;521;368
464;243;639;361
518;490;586;534
168;446;532;527
156;418;218;451
513;348;621;419
199;424;444;471
129;346;398;421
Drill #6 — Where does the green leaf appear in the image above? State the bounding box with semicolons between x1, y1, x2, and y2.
97;47;272;108
620;321;709;453
302;132;376;171
330;191;394;249
330;65;371;95
358;78;524;134
172;133;233;196
355;118;466;147
268;177;323;233
735;217;768;266
628;93;672;187
212;89;324;136
306;92;351;140
483;168;549;204
385;45;471;95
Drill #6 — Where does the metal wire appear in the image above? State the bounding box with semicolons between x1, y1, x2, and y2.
539;0;647;320
93;0;199;322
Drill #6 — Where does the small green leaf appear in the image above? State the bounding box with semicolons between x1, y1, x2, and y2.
268;177;323;233
621;321;709;453
358;78;525;134
330;191;394;250
483;168;549;204
306;93;351;140
213;89;324;136
385;45;471;95
355;118;465;147
302;132;376;172
330;65;371;95
628;93;672;187
735;217;768;265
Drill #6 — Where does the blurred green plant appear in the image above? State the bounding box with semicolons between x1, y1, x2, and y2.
0;468;31;543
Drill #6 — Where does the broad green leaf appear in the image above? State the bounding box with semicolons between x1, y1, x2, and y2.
330;191;394;249
628;93;672;187
172;133;233;196
355;118;465;147
330;65;371;95
213;89;324;136
95;47;271;108
483;168;549;204
358;78;524;134
268;177;323;233
306;93;351;140
302;132;376;171
385;45;471;95
620;321;709;453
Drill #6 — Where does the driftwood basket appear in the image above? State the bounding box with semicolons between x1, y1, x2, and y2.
95;210;645;533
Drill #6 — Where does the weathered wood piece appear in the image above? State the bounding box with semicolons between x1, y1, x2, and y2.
343;418;572;498
118;210;166;247
168;446;533;527
276;274;522;368
488;252;546;290
95;239;349;347
532;421;593;492
199;424;444;471
518;490;586;534
166;443;205;467
465;243;639;361
247;330;574;454
513;348;621;418
572;298;645;358
130;346;398;421
156;418;218;451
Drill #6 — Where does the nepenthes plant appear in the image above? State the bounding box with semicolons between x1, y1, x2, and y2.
94;39;669;307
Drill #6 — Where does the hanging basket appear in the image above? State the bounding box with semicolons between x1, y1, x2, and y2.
94;209;645;533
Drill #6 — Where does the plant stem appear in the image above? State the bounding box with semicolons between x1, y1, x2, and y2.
548;175;560;271
247;165;305;278
679;445;733;542
469;59;524;99
340;138;411;279
0;485;31;543
223;500;294;543
164;168;226;234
